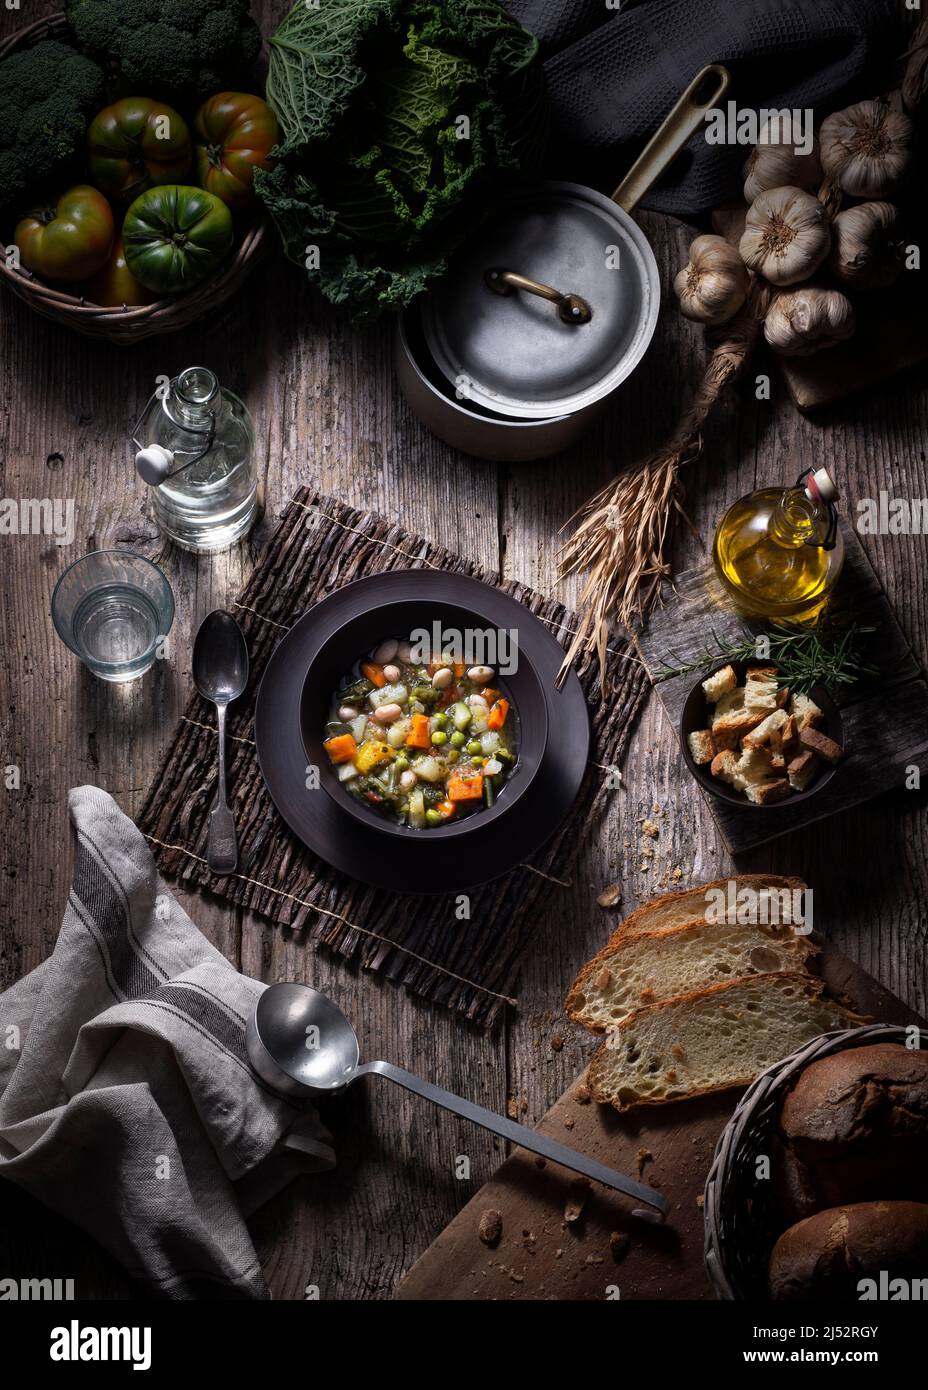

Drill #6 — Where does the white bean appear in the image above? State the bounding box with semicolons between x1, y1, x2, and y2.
431;667;453;689
382;663;400;683
399;770;417;792
467;665;495;683
373;703;403;724
373;639;398;663
338;704;359;721
397;640;414;663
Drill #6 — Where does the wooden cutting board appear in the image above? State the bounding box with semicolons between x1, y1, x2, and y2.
395;945;925;1301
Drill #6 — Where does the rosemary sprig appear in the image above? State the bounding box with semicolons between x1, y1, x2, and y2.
654;622;878;693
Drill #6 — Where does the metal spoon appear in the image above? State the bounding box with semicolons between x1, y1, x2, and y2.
246;983;666;1221
193;610;249;876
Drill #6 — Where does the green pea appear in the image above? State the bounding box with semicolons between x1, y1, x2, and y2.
425;809;442;826
467;740;482;756
450;731;466;748
394;755;409;771
431;731;447;746
447;749;460;764
432;711;447;728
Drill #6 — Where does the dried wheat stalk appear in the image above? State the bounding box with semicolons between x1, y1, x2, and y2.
556;279;772;689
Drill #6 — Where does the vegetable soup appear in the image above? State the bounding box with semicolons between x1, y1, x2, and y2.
323;636;517;829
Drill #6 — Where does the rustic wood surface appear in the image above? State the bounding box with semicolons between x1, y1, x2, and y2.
1;0;927;1300
396;941;927;1301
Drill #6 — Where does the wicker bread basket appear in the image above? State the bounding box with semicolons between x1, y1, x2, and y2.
0;14;268;344
703;1021;927;1299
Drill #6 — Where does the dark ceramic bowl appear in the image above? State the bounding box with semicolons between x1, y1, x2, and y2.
301;597;548;839
680;659;843;809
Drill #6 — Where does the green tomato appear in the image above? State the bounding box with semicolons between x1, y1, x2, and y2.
123;185;233;294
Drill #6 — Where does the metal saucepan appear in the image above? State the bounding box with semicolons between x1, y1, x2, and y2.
396;63;730;460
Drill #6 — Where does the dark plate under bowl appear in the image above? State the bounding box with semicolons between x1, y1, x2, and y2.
680;660;843;809
302;597;548;839
254;569;590;894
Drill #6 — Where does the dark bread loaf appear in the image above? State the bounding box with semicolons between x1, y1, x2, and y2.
776;1043;928;1221
769;1201;928;1300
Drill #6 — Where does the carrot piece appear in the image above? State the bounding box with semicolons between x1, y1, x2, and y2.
447;771;484;802
452;662;466;678
487;698;509;731
361;661;387;688
436;799;456;819
324;733;357;765
481;687;500;704
406;713;431;749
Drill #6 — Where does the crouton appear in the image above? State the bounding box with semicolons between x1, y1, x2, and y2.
713;687;745;721
787;750;820;792
735;745;777;784
687;729;716;765
780;714;798;752
745;778;791;806
701;664;738;703
790;692;823;730
798;726;844;764
744;667;779;710
710;749;742;788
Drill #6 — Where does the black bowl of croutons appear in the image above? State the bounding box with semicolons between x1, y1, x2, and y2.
681;660;844;809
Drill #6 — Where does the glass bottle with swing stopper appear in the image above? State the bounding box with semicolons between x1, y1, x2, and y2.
133;366;257;553
712;467;844;620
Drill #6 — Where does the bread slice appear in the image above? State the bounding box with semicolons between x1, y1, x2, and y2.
599;875;807;954
565;919;818;1032
586;973;861;1113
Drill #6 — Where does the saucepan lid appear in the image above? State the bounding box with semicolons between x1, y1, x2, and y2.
421;64;730;421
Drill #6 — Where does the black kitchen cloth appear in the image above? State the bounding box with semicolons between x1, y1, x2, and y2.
507;0;905;215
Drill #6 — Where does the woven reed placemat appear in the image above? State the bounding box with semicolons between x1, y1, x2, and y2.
138;486;649;1027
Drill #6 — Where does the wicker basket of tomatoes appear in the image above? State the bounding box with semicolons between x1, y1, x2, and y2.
0;13;275;344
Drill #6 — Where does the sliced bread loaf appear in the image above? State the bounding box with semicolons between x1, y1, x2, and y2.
566;919;817;1032
586;973;859;1113
599;874;806;956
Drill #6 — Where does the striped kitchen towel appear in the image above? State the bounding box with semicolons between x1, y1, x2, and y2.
0;786;334;1300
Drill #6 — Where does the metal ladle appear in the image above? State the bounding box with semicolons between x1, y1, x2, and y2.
246;983;667;1221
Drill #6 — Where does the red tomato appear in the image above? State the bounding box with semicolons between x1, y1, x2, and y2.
80;235;155;307
194;92;279;209
16;185;114;283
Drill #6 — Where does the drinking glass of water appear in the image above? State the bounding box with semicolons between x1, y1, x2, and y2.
52;551;175;682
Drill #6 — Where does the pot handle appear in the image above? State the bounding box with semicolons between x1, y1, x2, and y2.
484;268;592;325
611;63;730;214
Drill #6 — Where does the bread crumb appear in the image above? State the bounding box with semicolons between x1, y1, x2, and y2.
642;819;659;838
506;1096;518;1119
584;1254;604;1265
478;1209;502;1246
635;1148;653;1178
550;1033;564;1053
575;1083;591;1104
564;1178;591;1223
596;882;623;908
610;1231;631;1261
696;1194;705;1210
563;1116;575;1131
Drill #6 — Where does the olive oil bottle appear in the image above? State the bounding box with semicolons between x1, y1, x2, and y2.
713;468;843;620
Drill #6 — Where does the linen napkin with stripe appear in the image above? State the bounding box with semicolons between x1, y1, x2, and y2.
0;785;334;1299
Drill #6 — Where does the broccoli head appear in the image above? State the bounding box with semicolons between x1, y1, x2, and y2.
66;0;263;108
0;40;105;225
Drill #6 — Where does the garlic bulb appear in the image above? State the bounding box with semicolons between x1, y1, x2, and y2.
674;234;751;325
829;201;902;288
739;186;830;286
764;286;856;357
743;128;822;202
819;100;913;196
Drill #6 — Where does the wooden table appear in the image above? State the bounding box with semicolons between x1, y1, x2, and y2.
2;1;927;1299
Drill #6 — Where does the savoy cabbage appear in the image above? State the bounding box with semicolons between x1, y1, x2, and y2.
256;0;547;317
